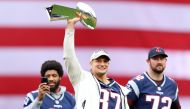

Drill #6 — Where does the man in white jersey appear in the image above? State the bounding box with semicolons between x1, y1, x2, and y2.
63;14;130;109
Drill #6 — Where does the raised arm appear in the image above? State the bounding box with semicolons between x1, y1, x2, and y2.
63;15;85;86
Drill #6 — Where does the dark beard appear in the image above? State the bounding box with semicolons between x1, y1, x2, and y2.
151;65;165;74
50;81;60;92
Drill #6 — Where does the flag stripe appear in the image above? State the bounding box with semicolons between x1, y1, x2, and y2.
0;76;189;96
1;1;190;33
118;0;190;4
1;47;190;79
3;0;190;4
1;28;190;50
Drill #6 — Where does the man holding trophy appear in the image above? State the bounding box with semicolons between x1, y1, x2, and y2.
54;2;130;109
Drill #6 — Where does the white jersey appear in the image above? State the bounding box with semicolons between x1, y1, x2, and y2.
63;29;129;109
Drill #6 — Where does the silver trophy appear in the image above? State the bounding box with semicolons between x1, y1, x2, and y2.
46;2;97;29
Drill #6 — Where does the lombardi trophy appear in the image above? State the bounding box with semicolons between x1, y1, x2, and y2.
46;2;97;29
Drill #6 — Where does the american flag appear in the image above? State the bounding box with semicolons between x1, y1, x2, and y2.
0;0;189;108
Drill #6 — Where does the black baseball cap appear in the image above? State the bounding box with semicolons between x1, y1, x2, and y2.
148;47;168;59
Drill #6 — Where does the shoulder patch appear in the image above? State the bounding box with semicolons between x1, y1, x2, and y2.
135;75;145;81
23;96;32;107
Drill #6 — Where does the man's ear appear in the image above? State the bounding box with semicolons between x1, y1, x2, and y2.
146;59;150;64
59;77;62;81
89;61;93;70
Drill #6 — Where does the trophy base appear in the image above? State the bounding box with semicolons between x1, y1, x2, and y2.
46;2;97;29
46;5;79;21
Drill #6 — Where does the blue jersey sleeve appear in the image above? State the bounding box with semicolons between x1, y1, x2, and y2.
125;74;146;109
64;91;76;108
23;95;33;107
23;91;38;108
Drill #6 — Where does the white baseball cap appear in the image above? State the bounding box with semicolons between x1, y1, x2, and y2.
90;49;110;62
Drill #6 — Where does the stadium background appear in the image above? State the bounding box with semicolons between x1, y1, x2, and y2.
0;0;190;108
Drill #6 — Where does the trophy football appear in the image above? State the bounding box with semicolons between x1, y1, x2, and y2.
46;2;97;29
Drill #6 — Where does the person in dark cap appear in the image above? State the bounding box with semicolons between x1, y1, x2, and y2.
125;47;181;109
148;47;168;59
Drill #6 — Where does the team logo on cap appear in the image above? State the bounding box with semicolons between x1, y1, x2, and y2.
156;47;161;53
